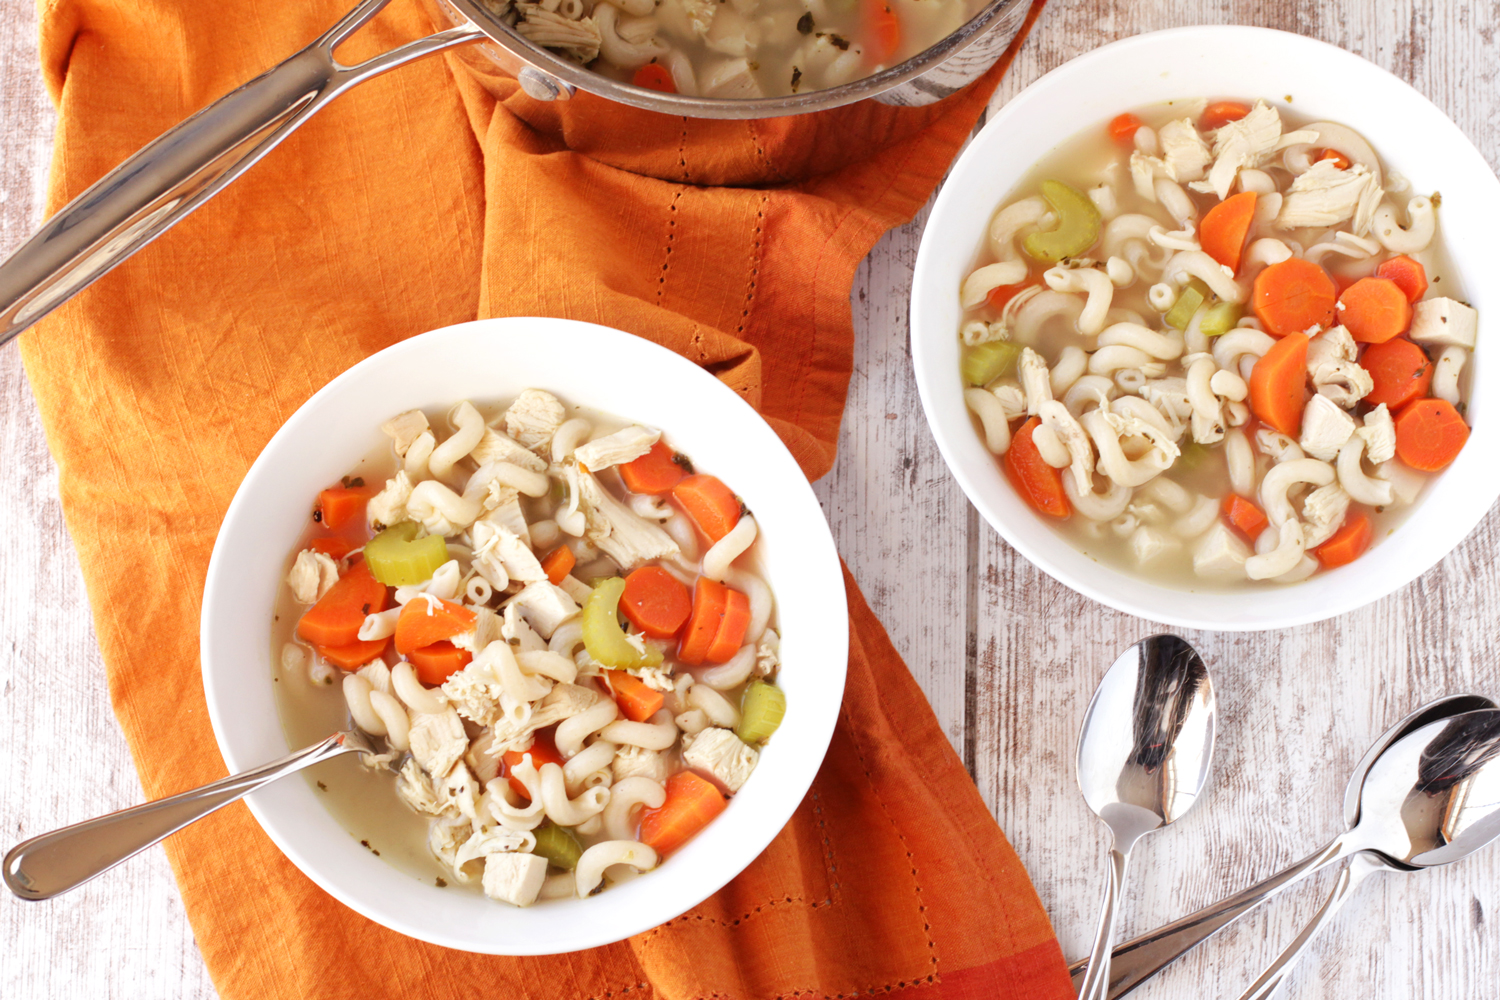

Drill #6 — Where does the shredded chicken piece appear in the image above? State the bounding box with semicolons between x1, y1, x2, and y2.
504;389;568;452
575;469;680;570
514;7;602;64
382;410;431;457
286;549;340;605
367;471;414;529
1276;160;1383;234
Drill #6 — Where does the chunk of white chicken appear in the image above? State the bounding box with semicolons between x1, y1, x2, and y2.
1408;297;1477;350
504;389;567;452
502;602;547;652
1158;119;1212;182
286;549;340;605
470;427;548;474
428;820;473;879
576;470;680;570
409;707;468;779
574;426;660;473
681;727;759;793
1359;404;1397;465
1129;526;1181;567
485;682;601;755
612;745;670;784
514;7;602;64
1276;160;1383;234
472;520;547;590
1204;100;1284;198
367;471;414;530
1301;483;1351;549
441;650;509;726
482;852;549;907
507;580;581;640
396;758;453;817
679;0;716;35
1306;325;1372;408
1299;394;1358;461
449;606;503;655
382;409;431;457
1018;347;1053;416
1193;521;1252;580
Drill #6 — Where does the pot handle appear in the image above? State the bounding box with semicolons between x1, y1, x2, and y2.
0;0;485;345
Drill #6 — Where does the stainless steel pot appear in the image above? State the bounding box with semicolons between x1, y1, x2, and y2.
0;0;1028;344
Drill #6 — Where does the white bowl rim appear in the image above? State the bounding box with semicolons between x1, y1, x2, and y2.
201;316;848;953
911;24;1500;631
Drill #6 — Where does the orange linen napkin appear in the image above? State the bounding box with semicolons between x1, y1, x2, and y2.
24;0;1075;996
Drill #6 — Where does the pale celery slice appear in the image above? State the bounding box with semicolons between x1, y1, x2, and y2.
736;680;786;745
1200;300;1243;337
962;340;1022;387
362;521;447;586
530;823;582;870
1023;180;1101;262
582;577;662;669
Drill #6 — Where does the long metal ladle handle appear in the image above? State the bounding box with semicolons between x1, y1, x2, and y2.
1233;852;1380;1000
0;0;484;346
1068;837;1353;998
2;732;364;901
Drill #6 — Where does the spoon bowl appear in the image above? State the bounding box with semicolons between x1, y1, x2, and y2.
1074;635;1216;1000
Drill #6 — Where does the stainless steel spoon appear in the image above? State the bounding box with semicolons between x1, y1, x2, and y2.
1074;635;1217;1000
1067;693;1496;998
3;729;376;901
1234;707;1500;999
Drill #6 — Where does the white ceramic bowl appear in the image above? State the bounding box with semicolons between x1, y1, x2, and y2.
911;25;1500;631
201;318;847;953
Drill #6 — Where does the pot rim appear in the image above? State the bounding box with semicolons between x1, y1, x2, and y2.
439;0;1025;118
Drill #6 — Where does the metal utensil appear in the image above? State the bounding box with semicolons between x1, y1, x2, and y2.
1068;693;1497;998
3;730;376;901
1074;635;1217;1000
1234;707;1500;999
0;0;1028;345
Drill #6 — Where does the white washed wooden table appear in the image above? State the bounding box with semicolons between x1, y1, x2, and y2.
2;2;1498;998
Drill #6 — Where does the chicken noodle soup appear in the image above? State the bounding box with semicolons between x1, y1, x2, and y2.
274;390;784;905
480;0;982;98
958;100;1475;587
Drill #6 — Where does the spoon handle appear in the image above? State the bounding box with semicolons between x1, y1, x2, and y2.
1076;845;1132;1000
2;732;361;901
1233;852;1380;1000
1068;838;1351;998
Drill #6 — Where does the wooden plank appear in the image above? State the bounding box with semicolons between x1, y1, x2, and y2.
0;8;216;998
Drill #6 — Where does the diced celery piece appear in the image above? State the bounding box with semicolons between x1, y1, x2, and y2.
735;680;787;745
581;577;662;669
962;340;1022;386
1023;180;1102;262
1176;442;1210;471
1164;278;1211;330
1200;300;1243;337
530;822;582;870
362;521;447;586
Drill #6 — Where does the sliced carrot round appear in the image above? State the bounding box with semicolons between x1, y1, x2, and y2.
1395;398;1469;471
395;596;478;655
1221;494;1268;540
672;474;742;542
620;441;688;496
1004;417;1069;519
1338;276;1412;344
1375;255;1428;304
1314;514;1372;569
704;587;751;664
1108;113;1143;144
1360;338;1433;410
1252;258;1338;336
1248;332;1310;437
408;641;472;686
316;486;373;531
678;577;728;666
1200;191;1257;274
620;566;692;640
606;669;665;723
639;772;727;856
314;636;390;671
1201;101;1252;130
296;560;388;648
541;545;576;586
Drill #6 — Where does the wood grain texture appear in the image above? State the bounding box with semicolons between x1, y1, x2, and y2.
1;0;1497;998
